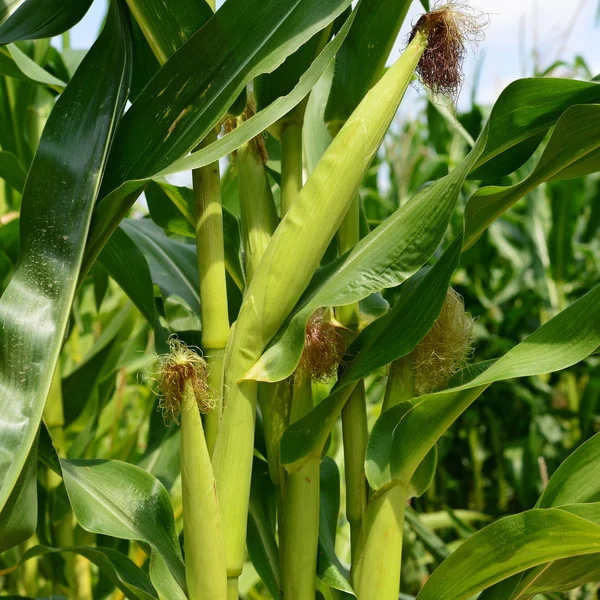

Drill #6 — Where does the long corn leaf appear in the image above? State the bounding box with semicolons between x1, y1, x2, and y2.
0;1;132;513
0;0;93;43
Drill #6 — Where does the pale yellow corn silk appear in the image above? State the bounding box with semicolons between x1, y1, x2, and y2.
413;287;474;395
155;336;215;424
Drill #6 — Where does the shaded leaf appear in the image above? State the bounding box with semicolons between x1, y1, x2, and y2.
0;0;94;44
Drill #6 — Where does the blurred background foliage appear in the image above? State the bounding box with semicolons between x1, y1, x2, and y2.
0;15;599;600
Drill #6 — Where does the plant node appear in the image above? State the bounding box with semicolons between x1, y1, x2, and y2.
156;337;214;424
413;287;474;395
408;1;488;100
299;309;346;382
224;93;268;164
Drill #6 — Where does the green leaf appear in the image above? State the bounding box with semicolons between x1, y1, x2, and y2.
0;0;93;44
20;545;158;600
538;431;600;508
469;78;600;179
62;303;137;427
376;281;600;492
98;225;157;326
317;457;356;596
404;506;450;564
145;180;244;290
303;63;334;174
149;552;187;600
83;6;356;276
477;575;523;600
0;150;26;193
254;20;332;112
125;0;212;64
343;233;463;386
512;554;600;598
547;179;584;282
0;1;132;513
1;44;66;90
0;436;37;553
415;505;600;600
61;458;186;592
465;104;600;249
120;218;200;317
247;458;281;600
325;0;412;124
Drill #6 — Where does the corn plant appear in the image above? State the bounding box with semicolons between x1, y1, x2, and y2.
1;1;600;599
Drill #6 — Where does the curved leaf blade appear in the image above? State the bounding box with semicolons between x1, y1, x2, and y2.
469;78;600;179
538;431;600;507
465;104;600;249
0;150;26;193
61;458;186;592
416;506;600;600
0;0;93;44
20;545;158;600
0;1;132;512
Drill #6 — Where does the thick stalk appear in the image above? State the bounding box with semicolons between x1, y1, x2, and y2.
280;111;304;217
336;181;365;562
353;485;407;600
181;379;227;600
336;191;365;567
193;130;230;453
282;371;319;600
341;380;368;562
336;195;361;326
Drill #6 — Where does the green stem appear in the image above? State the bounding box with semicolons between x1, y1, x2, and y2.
353;485;407;600
336;194;361;327
282;370;320;600
341;380;368;565
336;180;365;563
193;130;230;454
280;112;304;217
181;379;227;600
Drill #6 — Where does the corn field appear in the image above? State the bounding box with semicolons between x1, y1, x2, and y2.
0;1;600;599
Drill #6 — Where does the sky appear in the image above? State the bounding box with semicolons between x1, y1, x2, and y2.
63;0;600;113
